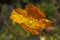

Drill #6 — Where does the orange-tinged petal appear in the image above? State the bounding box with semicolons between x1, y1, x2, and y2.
20;23;31;32
39;19;52;26
30;29;40;34
25;4;46;20
20;23;40;34
14;8;27;17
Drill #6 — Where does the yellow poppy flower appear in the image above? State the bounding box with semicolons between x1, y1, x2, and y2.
10;4;52;34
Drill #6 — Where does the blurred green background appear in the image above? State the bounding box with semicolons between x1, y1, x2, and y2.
0;0;60;40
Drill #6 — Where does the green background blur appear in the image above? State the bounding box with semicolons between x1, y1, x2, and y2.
0;0;60;40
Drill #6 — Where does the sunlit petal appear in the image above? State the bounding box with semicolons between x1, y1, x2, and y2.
10;4;52;35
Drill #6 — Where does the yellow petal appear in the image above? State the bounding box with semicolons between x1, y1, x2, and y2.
10;9;28;24
15;8;27;17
